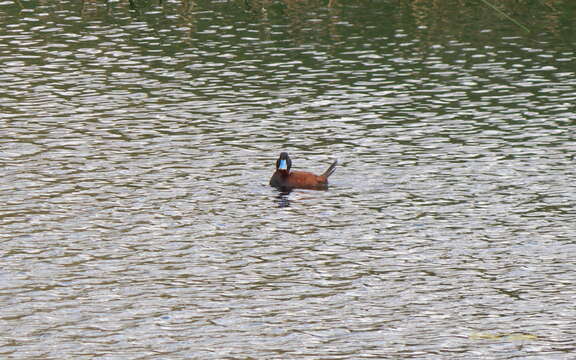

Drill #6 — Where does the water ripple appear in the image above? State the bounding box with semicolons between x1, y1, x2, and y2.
1;1;575;358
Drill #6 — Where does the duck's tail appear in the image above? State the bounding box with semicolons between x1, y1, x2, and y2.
322;160;338;179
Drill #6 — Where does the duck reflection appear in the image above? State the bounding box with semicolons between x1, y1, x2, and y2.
275;189;292;208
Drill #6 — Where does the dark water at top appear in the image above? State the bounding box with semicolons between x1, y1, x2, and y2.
1;0;575;358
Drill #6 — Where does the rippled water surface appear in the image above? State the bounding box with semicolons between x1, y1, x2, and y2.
1;0;575;358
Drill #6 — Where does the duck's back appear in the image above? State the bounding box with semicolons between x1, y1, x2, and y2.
281;171;328;190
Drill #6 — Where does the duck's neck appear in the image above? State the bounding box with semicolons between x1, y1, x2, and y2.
277;169;290;177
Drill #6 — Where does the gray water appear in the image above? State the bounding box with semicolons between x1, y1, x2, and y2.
1;0;575;358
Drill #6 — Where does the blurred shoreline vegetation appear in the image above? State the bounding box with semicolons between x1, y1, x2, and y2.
130;0;575;43
396;0;575;39
6;0;576;45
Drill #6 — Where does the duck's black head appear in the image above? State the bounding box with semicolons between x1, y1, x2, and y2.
276;152;292;172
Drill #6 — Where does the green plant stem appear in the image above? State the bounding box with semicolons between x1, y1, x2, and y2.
479;0;530;33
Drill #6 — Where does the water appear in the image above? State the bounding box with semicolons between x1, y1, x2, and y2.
1;0;575;358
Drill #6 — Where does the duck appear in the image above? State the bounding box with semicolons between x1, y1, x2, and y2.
270;152;337;190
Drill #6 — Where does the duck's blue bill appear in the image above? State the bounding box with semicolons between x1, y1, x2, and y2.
279;159;288;170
